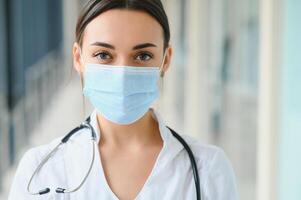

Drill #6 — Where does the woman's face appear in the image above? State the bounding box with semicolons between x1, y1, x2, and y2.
73;9;172;74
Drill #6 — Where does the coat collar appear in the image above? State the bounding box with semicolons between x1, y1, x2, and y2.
89;107;184;168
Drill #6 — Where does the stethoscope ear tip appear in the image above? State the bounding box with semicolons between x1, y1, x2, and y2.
56;187;66;193
39;188;50;195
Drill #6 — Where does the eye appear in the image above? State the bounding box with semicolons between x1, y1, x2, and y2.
135;52;153;61
94;51;112;61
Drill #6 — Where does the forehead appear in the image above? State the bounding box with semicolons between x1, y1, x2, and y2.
83;9;164;48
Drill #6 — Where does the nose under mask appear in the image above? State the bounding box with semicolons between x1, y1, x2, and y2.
81;51;166;125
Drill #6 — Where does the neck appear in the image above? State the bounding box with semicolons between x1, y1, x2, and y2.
96;108;161;149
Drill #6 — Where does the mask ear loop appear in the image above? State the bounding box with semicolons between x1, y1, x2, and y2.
79;48;85;65
155;50;167;111
78;47;85;88
159;50;167;78
78;47;87;119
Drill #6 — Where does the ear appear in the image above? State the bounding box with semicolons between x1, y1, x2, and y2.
160;45;173;77
73;42;84;74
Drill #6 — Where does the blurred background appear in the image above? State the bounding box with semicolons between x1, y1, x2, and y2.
0;0;300;199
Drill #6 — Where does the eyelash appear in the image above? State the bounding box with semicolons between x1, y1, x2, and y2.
93;51;154;62
93;51;112;60
135;52;153;61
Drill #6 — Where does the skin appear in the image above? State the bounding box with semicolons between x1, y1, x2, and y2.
72;9;173;200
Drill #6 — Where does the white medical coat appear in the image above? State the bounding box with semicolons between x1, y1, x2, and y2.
8;108;239;200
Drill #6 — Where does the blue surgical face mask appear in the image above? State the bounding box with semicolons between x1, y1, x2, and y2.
81;51;166;125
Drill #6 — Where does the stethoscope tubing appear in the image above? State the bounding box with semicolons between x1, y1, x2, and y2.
27;116;201;200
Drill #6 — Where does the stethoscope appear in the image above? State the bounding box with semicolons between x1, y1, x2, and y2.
27;116;201;200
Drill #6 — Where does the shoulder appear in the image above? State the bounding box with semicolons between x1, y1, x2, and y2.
20;124;89;161
12;124;90;177
180;134;226;168
16;123;89;167
180;134;239;199
12;135;65;181
20;136;63;164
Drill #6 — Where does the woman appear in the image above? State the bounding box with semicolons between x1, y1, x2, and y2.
8;0;239;199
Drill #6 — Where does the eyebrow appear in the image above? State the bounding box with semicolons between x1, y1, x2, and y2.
133;43;157;50
90;42;157;50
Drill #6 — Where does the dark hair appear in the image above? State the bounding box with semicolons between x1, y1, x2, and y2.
76;0;170;50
